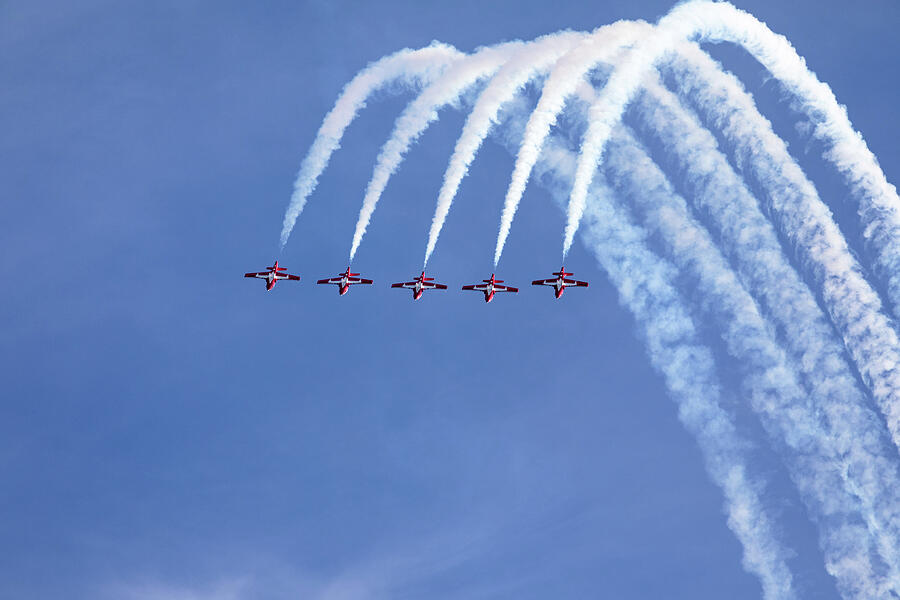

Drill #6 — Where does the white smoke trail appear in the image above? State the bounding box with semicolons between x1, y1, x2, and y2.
565;0;724;253
563;0;900;318
693;5;900;320
279;43;464;248
491;21;652;267
565;0;900;274
602;124;896;598
630;72;900;590
805;93;900;319
581;182;800;600
347;42;525;262
659;44;900;455
421;30;588;268
515;123;798;600
553;0;900;454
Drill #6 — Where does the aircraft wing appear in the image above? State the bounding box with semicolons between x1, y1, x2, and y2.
348;277;373;284
532;278;555;286
495;284;518;292
317;276;342;284
275;273;300;281
423;282;447;290
562;278;588;287
392;281;416;289
462;284;489;291
245;272;268;278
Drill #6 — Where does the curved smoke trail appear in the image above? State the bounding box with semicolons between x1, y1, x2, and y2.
279;42;464;249
659;45;900;455
492;21;651;267
602;126;896;597
572;73;898;594
630;73;900;588
553;0;900;455
347;42;525;262
565;0;900;290
518;122;798;600
422;30;588;268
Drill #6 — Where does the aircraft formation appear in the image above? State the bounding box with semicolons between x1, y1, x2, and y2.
244;262;588;301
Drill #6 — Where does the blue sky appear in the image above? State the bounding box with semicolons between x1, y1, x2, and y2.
2;1;898;598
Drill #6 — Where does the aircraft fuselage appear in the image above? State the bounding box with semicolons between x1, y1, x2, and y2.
554;280;564;298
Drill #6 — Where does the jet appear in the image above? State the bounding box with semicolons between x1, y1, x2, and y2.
244;260;300;291
461;273;518;303
317;266;374;295
391;271;448;300
532;266;588;298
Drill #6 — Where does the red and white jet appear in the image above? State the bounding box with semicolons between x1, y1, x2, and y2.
532;266;588;298
317;266;373;295
391;271;448;300
244;260;300;291
461;273;518;303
